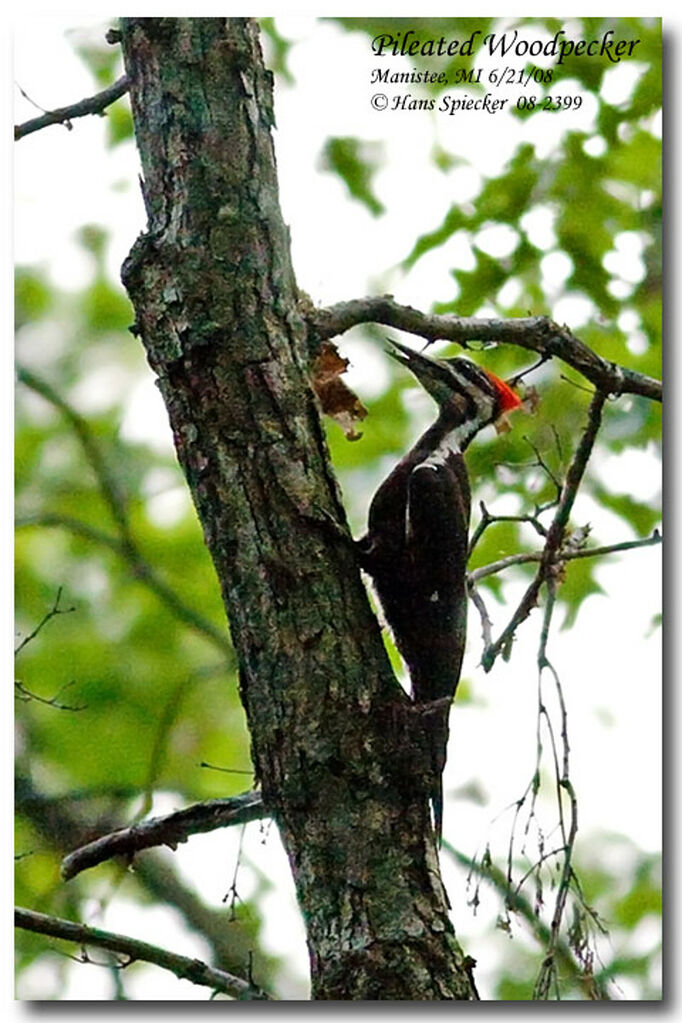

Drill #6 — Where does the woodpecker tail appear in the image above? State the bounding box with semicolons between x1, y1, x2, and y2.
417;695;450;846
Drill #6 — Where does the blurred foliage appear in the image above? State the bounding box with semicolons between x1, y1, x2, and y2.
486;835;662;1000
72;22;121;87
260;18;295;84
16;14;660;1001
73;22;133;148
15;236;268;996
318;14;661;630
320;137;385;216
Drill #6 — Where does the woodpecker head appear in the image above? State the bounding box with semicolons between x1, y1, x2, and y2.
387;338;522;434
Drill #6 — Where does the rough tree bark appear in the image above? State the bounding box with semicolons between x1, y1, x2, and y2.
119;17;476;1000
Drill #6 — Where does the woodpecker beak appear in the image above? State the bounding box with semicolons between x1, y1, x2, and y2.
385;337;438;376
386;338;523;417
385;338;458;406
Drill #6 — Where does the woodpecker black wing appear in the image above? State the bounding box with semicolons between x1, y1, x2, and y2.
357;444;472;841
403;453;471;703
358;342;522;844
402;453;471;840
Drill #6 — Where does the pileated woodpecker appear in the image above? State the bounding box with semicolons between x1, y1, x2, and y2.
357;339;522;841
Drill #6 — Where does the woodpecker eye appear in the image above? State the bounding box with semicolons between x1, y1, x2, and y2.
439;358;497;423
447;358;496;396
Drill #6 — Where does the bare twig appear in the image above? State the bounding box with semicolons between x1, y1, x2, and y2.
534;784;580;998
199;761;254;775
483;570;597;999
531;575;583;999
465;526;661;680
513;845;567;898
536;583;568;844
467;582;493;652
480;390;608;671
60;791;265;881
448;843;609;999
14;587;75;656
468;500;548;558
15;75;129;141
508;353;550;387
14;679;87;712
308;296;661;403
15;907;269;999
223;825;247;920
468;530;662;584
523;435;564;515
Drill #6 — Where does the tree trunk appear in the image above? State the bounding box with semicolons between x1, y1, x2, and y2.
119;16;476;1000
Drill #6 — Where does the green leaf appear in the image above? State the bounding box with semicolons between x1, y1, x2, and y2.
402;204;470;270
259;17;295;83
105;98;133;147
15;267;53;327
590;486;661;536
447;247;511;316
613;866;661;928
73;31;121;88
557;556;604;629
606;131;661;192
79;277;134;333
320;137;385;216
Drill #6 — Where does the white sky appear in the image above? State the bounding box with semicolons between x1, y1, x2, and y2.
10;5;671;1008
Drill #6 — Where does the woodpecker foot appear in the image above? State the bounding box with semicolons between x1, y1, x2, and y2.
301;508;356;552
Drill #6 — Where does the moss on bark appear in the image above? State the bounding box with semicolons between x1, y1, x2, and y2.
120;16;475;1000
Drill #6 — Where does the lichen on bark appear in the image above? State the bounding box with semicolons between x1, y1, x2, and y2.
119;16;476;1000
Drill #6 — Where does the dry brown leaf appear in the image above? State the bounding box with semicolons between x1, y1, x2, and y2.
311;342;368;441
521;384;541;415
493;415;513;435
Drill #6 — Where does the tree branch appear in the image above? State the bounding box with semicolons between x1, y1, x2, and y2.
58;783;607;997
16;773;271;982
60;791;265;881
17;512;233;658
14;75;129;141
446;843;608;999
15;679;87;712
16;370;233;659
15;907;269;1000
468;582;493;652
14;585;75;656
480;390;607;670
532;581;581;1000
468;530;662;584
307;296;662;403
17;366;131;537
468;500;548;558
16;512;124;556
119;18;473;999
